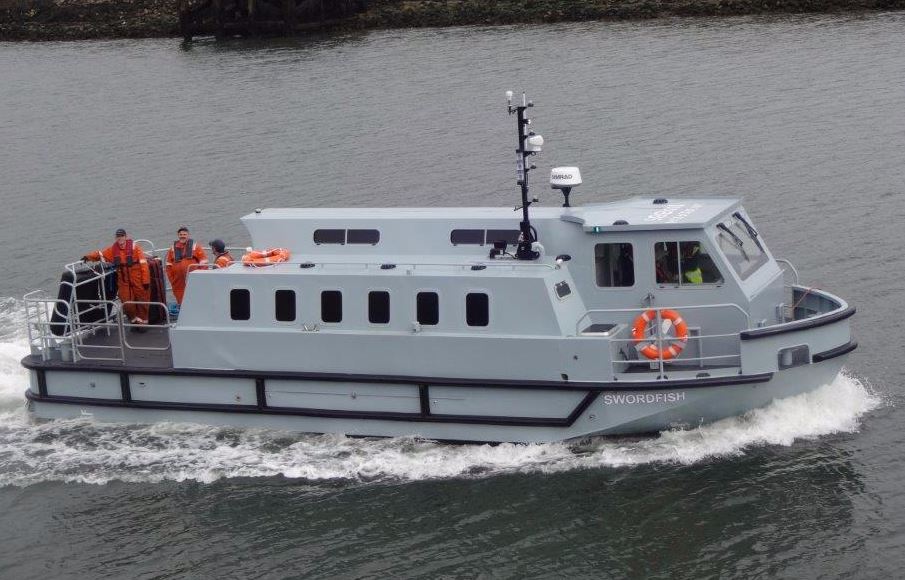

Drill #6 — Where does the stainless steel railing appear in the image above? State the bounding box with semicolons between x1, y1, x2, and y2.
576;303;750;380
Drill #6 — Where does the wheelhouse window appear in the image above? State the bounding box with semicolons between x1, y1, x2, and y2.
321;290;342;323
466;293;489;327
230;289;250;321
275;289;296;322
716;213;769;280
417;292;439;325
595;243;635;287
655;241;723;286
314;229;345;245
368;291;390;324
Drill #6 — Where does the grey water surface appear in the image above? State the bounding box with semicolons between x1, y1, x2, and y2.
0;12;903;578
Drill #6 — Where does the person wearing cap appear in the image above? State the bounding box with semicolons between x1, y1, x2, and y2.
209;239;234;269
165;226;208;305
82;228;151;327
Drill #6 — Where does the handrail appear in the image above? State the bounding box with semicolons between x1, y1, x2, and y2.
121;301;171;351
69;299;124;362
776;259;800;286
575;303;750;336
195;258;559;272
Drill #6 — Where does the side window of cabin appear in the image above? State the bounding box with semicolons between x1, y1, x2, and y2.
466;293;489;327
655;241;723;286
275;289;296;322
716;214;769;280
348;229;380;245
451;229;484;245
450;229;521;246
368;291;390;324
595;243;634;287
230;289;250;321
314;229;345;245
417;292;439;325
321;290;342;323
486;229;521;246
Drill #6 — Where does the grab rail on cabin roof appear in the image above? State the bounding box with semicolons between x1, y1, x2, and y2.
190;259;559;272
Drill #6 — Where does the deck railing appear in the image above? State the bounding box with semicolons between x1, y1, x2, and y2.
576;303;750;380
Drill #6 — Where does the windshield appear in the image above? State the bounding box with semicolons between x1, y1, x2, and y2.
716;213;769;280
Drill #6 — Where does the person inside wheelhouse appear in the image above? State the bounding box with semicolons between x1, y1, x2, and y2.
655;241;723;285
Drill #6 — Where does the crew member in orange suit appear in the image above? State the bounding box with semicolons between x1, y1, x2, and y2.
82;228;151;326
165;226;207;305
209;239;234;268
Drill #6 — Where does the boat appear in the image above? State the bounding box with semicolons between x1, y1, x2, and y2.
20;92;856;443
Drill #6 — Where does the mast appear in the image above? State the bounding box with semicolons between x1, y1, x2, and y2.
507;91;544;260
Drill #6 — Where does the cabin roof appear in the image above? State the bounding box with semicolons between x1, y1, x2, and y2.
241;197;740;231
560;198;741;231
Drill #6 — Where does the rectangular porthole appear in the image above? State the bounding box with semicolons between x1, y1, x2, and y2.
368;291;390;324
313;229;345;245
321;290;342;323
466;292;489;327
230;289;250;321
275;289;296;322
417;292;439;326
347;229;380;245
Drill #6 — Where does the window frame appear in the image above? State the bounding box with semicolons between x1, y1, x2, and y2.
714;215;770;281
653;240;724;288
367;289;391;325
229;288;252;321
347;229;380;245
274;288;297;323
465;291;490;328
416;290;440;326
313;229;346;245
593;242;636;289
320;289;343;324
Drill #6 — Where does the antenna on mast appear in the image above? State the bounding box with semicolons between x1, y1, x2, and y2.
507;90;543;260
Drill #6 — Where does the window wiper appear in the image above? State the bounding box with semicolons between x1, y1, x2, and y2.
717;223;749;260
732;211;764;251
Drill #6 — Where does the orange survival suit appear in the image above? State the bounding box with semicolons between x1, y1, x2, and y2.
166;238;207;304
84;240;151;323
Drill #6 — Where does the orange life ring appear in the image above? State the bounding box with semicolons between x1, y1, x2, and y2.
241;247;291;267
631;309;689;360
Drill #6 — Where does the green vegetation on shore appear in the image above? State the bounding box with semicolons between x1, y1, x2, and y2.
1;0;903;41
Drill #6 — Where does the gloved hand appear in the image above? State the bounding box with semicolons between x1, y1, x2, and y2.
81;256;90;263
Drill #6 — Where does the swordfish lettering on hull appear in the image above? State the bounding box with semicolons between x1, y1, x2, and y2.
603;392;687;405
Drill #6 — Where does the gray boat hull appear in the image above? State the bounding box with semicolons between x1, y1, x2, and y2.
24;355;847;443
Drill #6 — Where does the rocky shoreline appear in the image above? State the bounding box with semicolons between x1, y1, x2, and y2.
1;0;903;41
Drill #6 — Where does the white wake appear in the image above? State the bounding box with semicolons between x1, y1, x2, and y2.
0;299;882;487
